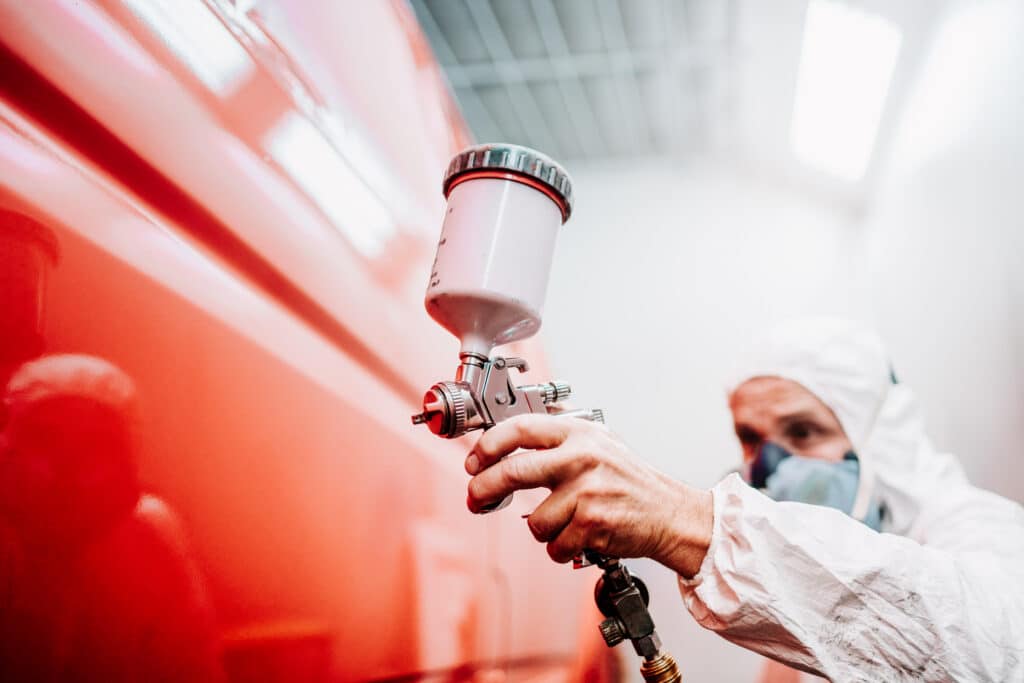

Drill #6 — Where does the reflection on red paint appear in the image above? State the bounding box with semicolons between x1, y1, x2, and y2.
0;355;222;681
0;210;56;389
0;1;610;681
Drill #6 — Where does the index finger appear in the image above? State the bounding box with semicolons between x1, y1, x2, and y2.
467;446;568;513
467;413;572;474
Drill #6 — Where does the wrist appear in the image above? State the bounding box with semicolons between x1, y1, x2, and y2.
653;482;713;579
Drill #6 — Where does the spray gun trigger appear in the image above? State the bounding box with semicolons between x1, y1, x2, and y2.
573;553;594;569
494;357;529;373
478;493;513;513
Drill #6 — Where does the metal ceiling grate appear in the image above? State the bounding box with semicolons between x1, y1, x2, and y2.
410;0;737;161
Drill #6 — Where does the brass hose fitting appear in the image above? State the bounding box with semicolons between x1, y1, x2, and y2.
640;653;682;683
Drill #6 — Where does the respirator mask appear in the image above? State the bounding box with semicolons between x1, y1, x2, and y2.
744;441;883;531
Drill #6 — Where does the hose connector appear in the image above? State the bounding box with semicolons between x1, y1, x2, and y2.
641;653;682;683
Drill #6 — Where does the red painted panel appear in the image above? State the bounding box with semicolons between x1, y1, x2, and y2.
0;1;605;681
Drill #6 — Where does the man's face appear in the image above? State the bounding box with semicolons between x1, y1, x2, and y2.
729;377;852;467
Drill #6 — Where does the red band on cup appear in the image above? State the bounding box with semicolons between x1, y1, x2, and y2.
444;170;570;222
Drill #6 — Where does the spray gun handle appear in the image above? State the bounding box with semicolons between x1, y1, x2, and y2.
478;493;514;513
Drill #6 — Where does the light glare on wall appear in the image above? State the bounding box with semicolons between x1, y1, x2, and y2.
266;113;396;259
791;0;902;181
124;0;253;96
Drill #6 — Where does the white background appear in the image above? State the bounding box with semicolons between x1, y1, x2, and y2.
541;1;1024;679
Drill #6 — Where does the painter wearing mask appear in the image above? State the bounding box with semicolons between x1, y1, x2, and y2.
464;318;1024;681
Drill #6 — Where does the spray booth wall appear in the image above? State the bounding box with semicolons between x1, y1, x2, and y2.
543;1;1024;679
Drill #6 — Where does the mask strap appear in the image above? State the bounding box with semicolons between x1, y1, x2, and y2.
849;454;875;521
849;375;891;523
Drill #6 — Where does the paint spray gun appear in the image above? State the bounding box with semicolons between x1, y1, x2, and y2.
411;144;681;683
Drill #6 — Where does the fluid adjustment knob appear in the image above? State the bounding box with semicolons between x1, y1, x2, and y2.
599;617;626;647
541;381;572;404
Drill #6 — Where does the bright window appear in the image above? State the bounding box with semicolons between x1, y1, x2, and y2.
791;0;903;181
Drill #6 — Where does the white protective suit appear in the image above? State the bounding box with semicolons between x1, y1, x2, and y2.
678;318;1024;681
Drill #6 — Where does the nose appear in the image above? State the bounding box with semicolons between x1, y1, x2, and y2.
741;439;762;465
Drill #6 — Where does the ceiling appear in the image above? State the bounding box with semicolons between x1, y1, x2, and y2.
409;0;945;204
409;0;738;162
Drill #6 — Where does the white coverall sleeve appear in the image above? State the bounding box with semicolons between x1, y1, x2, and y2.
679;474;1024;682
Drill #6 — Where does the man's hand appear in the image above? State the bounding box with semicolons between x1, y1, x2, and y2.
466;414;713;578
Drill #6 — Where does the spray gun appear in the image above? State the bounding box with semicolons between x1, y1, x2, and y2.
411;144;681;683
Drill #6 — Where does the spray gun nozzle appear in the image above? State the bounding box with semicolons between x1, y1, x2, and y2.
411;397;446;426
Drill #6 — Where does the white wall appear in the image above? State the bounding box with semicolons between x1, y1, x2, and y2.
540;4;1024;679
862;0;1024;504
545;157;864;491
542;158;863;682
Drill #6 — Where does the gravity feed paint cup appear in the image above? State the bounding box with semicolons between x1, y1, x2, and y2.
426;143;573;358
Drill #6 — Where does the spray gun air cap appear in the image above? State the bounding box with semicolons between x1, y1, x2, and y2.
427;144;574;358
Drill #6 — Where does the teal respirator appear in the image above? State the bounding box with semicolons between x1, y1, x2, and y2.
746;441;883;531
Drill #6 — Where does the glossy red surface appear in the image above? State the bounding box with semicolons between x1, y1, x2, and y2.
0;2;609;681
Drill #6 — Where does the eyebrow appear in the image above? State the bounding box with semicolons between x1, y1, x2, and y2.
778;410;826;426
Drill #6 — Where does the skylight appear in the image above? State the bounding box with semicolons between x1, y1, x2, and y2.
790;0;903;181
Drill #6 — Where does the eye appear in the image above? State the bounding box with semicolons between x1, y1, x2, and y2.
736;427;760;446
786;421;818;442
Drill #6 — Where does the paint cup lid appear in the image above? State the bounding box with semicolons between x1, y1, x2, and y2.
443;143;573;222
